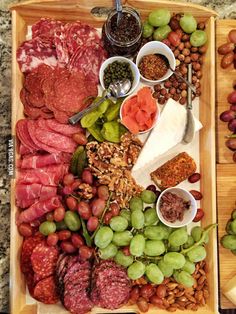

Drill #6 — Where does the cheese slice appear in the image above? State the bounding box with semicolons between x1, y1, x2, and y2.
223;274;236;305
132;98;202;173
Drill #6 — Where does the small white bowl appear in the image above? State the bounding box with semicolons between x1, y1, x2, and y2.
120;88;160;134
156;187;197;228
136;41;176;85
99;56;140;96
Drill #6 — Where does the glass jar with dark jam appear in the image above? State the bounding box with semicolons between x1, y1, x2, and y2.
102;7;142;57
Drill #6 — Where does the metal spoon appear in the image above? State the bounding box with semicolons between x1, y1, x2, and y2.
169;65;196;94
68;79;132;125
182;64;195;144
115;0;123;26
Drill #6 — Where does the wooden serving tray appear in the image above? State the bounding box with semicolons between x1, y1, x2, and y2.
216;19;236;164
10;1;218;313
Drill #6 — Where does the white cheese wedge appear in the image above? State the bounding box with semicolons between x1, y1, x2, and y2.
223;274;236;305
132;98;202;173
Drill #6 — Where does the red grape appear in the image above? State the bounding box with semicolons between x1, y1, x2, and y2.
228;90;236;104
230;104;236;111
47;233;59;246
71;233;84;248
91;198;106;217
140;284;155;300
87;216;99;232
228;29;236;44
92;186;97;196
226;138;236;151
146;185;156;193
220;110;235;122
62;186;73;195
110;203;120;216
66;196;77;211
63;173;74;186
18;223;33;237
97;185;109;200
103;212;113;225
122;246;130;256
79;246;93;259
168;31;181;47
54;207;65;222
61;240;77;253
46;212;54;222
193;208;204;222
82;169;93;185
228;119;236;132
71;179;82;191
58;230;71;241
77;201;92;220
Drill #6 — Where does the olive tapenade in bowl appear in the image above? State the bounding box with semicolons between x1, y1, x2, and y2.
99;56;140;96
136;41;176;84
156;187;197;228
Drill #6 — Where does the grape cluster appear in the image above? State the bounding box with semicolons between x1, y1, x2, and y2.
94;188;216;288
219;82;236;162
217;29;236;69
220;208;236;255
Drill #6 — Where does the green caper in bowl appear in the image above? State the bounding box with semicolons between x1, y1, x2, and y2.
103;61;134;89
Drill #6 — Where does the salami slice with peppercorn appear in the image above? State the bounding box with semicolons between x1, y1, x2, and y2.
33;275;59;304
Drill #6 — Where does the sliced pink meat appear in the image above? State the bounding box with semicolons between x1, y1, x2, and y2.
16;183;42;200
20;153;64;169
17;196;61;225
16;37;58;73
34;119;77;153
16;119;41;151
54;26;70;65
19;144;34;156
32;18;63;40
45;118;83;136
17;164;69;186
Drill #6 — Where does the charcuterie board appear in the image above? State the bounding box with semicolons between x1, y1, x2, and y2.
216;19;236;164
10;1;219;314
217;164;236;309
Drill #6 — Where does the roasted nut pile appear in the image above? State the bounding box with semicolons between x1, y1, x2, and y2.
129;260;209;312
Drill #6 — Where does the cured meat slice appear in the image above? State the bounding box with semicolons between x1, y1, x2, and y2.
16;37;57;73
69;43;107;84
99;285;130;309
54;26;70;65
17;196;61;225
16;183;42;200
40;186;57;200
31;242;59;278
34;119;77;153
32;18;63;40
34;276;59;304
64;288;93;314
27;119;61;154
20;152;67;169
65;21;101;55
16;119;41;151
19;144;32;156
20;233;45;274
45;118;83;136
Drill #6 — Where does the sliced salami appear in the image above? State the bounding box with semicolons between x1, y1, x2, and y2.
32;18;63;40
16;119;41;151
31;242;59;278
34;276;59;304
45;118;83;136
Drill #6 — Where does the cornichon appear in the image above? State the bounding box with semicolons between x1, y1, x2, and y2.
70;146;84;175
77;149;87;177
88;124;104;142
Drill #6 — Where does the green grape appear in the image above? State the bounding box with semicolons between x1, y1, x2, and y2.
127;261;146;280
144;240;165;256
158;222;173;239
39;221;56;236
226;220;234;235
141;190;157;204
164;252;186;269
145;263;164;284
230;219;236;234
179;14;197;34
94;226;113;249
148;9;171;27
114;250;134;267
112;230;133;246
190;30;207;47
144;207;159;226
130;234;145;257
109;216;128;232
64;211;81;231
187;245;206;262
173;270;180;283
144;225;170;240
120;209;131;225
231;249;236;256
129;196;143;211
220;235;236;250
99;243;118;259
131;210;145;229
183;235;195;249
231;210;236;220
142;21;154;38
168;228;188;247
158;259;174;277
168;245;180;252
191;226;203;242
182;259;195;274
177;270;196;288
153;25;171;41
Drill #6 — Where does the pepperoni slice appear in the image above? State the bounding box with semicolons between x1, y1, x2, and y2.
34;276;59;304
31;242;59;279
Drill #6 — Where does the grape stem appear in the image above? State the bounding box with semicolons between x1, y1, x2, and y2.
91;192;113;240
180;223;217;255
80;218;92;247
225;134;236;138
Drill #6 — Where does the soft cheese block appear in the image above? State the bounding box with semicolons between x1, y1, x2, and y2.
223;274;236;305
